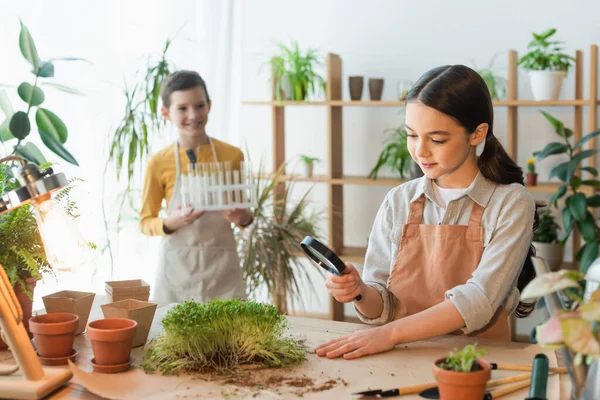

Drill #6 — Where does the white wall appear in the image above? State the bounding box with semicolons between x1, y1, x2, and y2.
239;0;600;333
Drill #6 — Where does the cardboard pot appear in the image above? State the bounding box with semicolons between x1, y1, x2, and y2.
101;299;157;347
42;290;95;335
105;279;150;303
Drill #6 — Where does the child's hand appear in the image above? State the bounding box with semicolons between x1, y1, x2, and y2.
221;208;253;226
163;205;205;232
324;263;365;303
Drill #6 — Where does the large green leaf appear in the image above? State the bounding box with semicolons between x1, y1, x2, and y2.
582;180;600;187
38;129;78;166
581;166;598;176
570;149;598;166
0;89;14;117
521;270;580;300
587;194;600;207
574;129;600;150
540;111;566;137
548;161;570;181
14;142;47;165
577;240;599;273
36;108;67;143
19;22;40;71
549;185;567;208
561;318;600;356
569;193;588;221
40;82;84;96
17;83;44;107
577;219;597;242
562;207;574;233
534;142;569;160
0;119;14;142
9;111;31;139
37;61;54;78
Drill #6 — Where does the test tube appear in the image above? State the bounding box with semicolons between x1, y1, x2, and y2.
201;163;210;208
187;163;195;209
224;161;233;206
240;161;248;205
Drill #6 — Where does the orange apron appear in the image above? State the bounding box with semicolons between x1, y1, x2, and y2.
388;196;510;341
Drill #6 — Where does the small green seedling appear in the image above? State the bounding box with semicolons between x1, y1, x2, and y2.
437;343;485;373
299;155;320;166
143;299;306;375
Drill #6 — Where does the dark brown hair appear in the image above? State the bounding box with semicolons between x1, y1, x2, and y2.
160;70;211;108
406;65;537;318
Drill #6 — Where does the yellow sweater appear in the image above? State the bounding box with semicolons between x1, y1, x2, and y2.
140;139;244;236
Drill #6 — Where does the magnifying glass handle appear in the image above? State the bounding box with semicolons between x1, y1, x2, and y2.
337;265;363;301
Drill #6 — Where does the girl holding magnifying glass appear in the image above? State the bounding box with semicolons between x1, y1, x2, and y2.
316;65;537;360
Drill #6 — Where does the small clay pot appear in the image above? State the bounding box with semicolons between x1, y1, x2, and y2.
369;78;384;101
526;172;538;186
432;357;491;400
29;313;79;358
87;318;137;366
348;76;364;101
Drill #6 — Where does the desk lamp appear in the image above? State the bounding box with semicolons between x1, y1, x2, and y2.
0;155;84;399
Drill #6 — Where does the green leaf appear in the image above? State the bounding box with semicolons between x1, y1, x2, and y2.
549;185;567;208
562;207;574;234
19;22;40;71
0;119;14;142
574;129;600;150
0;90;14;117
14;142;47;165
540;111;566;137
569;193;587;221
534;142;569;160
37;61;54;78
40;82;84;96
564;128;574;138
577;219;597;242
548;161;570;182
9;111;31;139
582;180;600;187
38;130;78;166
36;108;67;143
581;166;598;176
571;149;598;166
17;83;45;107
587;195;600;207
577;240;599;273
521;270;580;300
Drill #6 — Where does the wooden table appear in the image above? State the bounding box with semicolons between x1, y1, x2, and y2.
1;298;570;399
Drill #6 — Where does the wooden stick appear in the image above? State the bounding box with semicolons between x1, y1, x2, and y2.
494;363;567;374
397;382;437;395
489;379;531;398
486;373;530;388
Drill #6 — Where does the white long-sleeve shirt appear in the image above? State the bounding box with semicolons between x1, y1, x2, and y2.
356;173;536;334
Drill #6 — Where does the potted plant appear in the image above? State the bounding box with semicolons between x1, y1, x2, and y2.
472;55;507;101
269;40;326;102
369;124;421;180
142;299;306;375
236;162;322;313
526;157;538;186
432;343;491;400
299;155;320;178
533;207;564;272
533;111;600;272
517;28;575;101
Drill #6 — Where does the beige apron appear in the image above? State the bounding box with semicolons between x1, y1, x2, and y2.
388;195;510;341
153;140;247;303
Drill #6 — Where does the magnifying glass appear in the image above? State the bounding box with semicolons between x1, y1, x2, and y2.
300;236;362;301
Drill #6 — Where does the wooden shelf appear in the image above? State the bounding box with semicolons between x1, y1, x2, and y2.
244;99;592;107
527;182;596;196
493;99;591;106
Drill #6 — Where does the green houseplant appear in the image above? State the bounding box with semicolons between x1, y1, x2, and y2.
517;28;575;101
472;55;507;101
269;41;326;102
533;207;564;272
0;21;83;166
299;154;320;178
236;163;323;313
533;111;600;272
432;344;491;400
143;299;306;375
369;125;416;180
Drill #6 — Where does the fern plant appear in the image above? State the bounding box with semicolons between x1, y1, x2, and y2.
369;125;412;180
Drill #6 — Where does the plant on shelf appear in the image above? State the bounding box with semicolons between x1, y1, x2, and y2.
236;162;323;314
433;343;490;399
533;207;564;272
526;157;537;186
143;299;306;374
369;124;415;180
0;21;84;166
533;111;600;272
472;55;507;101
299;154;320;178
517;28;575;101
269;40;326;102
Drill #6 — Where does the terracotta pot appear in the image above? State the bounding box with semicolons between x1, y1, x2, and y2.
0;278;37;349
29;313;78;358
348;76;364;101
432;357;491;400
101;299;157;347
42;290;95;335
369;78;384;101
87;318;137;366
105;279;150;303
526;172;538;186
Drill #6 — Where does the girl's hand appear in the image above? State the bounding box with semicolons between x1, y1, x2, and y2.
221;208;253;226
163;205;205;232
315;324;397;360
324;263;365;303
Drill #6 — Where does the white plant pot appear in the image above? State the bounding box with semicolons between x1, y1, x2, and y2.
528;70;566;101
303;163;314;178
533;242;564;272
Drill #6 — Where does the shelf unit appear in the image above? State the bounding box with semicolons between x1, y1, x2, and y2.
244;45;599;321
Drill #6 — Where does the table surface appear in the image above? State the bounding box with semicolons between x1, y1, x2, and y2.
0;297;571;399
